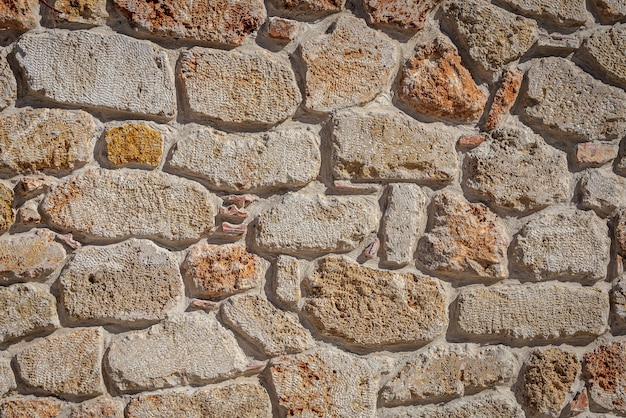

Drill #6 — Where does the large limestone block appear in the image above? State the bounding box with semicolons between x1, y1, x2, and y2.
331;107;458;184
363;0;440;31
179;47;301;125
168;125;320;193
15;30;176;118
0;51;16;111
302;257;448;349
106;312;248;393
0;230;66;284
0;0;38;30
299;15;397;112
523;57;626;141
0;283;59;344
41;169;216;244
584;341;626;415
497;0;587;26
0;183;12;234
592;0;626;22
0;355;16;396
579;24;626;89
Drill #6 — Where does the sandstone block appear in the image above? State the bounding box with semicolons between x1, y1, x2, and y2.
0;52;16;111
578;169;626;217
497;0;587;26
364;0;440;31
302;257;447;349
168;125;320;192
0;183;13;234
0;355;16;396
0;398;62;418
16;328;104;398
106;312;248;393
16;30;176;118
592;0;626;22
41;169;216;244
104;123;163;169
255;193;378;255
0;0;38;30
331;107;458;184
576;142;618;166
268;0;344;16
417;191;509;280
68;397;124;418
523;57;626;142
398;35;486;122
114;0;265;45
0;283;59;344
272;255;301;310
300;15;397;112
579;24;626;89
484;67;523;132
179;47;300;125
52;0;108;25
455;282;609;343
0;230;66;284
584;341;626;415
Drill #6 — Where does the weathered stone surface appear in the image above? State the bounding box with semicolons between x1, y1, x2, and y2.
522;348;580;417
484;67;523;132
612;276;626;324
511;209;610;283
364;0;440;31
126;381;272;418
255;193;378;255
381;343;517;405
221;294;315;356
0;398;62;418
398;36;487;122
0;108;100;176
59;239;183;324
69;397;124;418
267;17;299;40
579;169;626;217
16;328;104;398
300;15;397;112
114;0;266;45
523;57;626;142
417;191;509;280
268;0;344;16
0;0;38;30
576;142;618;166
455;282;609;343
106;312;247;393
0;230;65;284
16;30;176;118
0;283;59;344
41;169;216;243
272;255;301;310
53;0;108;25
382;184;428;267
0;183;12;234
0;52;16;111
105;123;163;169
168;126;320;192
592;0;626;22
443;0;538;74
464;125;570;214
302;257;447;349
497;0;587;26
182;243;265;299
179;47;300;125
0;355;16;396
584;341;626;415
332;107;458;184
580;24;626;89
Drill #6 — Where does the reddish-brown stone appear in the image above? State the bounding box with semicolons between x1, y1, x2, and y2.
584;342;626;414
268;16;298;40
484;68;523;132
0;0;38;30
364;0;441;31
575;142;618;166
458;134;486;148
0;398;61;418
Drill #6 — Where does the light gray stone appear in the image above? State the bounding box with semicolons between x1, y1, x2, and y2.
0;283;59;344
68;397;124;418
0;51;15;111
15;30;176;118
592;0;626;22
579;24;626;89
611;275;626;324
496;0;587;26
0;230;66;284
0;356;16;397
578;169;626;217
272;255;301;310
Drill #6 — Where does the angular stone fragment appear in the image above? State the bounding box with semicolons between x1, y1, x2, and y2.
272;255;301;310
106;312;247;393
41;169;216;243
59;239;183;324
105;123;163;169
0;355;15;396
168;125;320;192
0;283;59;344
300;15;397;112
0;108;100;176
268;0;343;17
52;0;108;25
576;142;618;166
364;0;439;31
0;0;38;30
511;209;610;283
592;0;626;22
455;282;609;343
417;191;509;280
579;24;626;89
464;125;570;214
69;397;124;418
268;17;299;40
523;57;626;142
584;341;626;415
0;183;12;234
443;0;538;74
255;193;378;255
398;36;486;122
114;0;266;45
0;52;16;111
221;294;315;356
497;0;587;26
484;67;523;132
458;134;485;148
302;257;447;349
16;30;176;118
332;107;458;183
578;169;626;217
16;328;104;398
0;398;62;418
612;276;626;324
180;47;300;125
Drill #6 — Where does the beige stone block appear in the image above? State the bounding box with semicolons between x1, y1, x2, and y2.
0;283;59;344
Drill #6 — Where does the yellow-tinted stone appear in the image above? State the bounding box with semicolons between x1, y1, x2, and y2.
0;183;13;233
105;124;163;169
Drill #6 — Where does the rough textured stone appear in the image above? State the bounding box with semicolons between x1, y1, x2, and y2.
179;47;300;125
300;15;397;112
0;398;62;418
580;24;626;89
484;67;523;132
576;142;618;166
522;348;580;417
417;191;509;281
168;125;320;192
302;256;447;349
443;0;538;74
126;381;272;418
592;0;626;22
104;123;163;169
272;255;301;310
41;169;216;243
16;328;104;398
331;107;458;184
584;341;626;415
0;108;100;176
0;0;38;30
59;239;183;324
221;294;315;356
0;183;12;234
364;0;440;31
0;52;16;111
182;243;265;299
0;230;66;284
611;276;626;324
68;397;124;418
497;0;587;26
398;36;487;122
114;0;266;45
16;30;176;118
511;209;610;283
579;169;626;217
255;193;378;255
0;283;59;344
0;355;16;396
455;282;609;343
106;312;248;393
268;0;343;17
53;0;108;25
523;57;626;142
267;17;299;40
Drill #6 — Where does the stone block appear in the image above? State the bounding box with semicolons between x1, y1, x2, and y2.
0;283;59;344
0;230;66;284
104;123;163;169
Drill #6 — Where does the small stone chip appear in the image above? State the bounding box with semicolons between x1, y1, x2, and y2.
576;142;618;166
484;68;523;132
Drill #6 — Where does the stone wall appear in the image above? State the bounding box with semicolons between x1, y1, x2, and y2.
0;0;626;416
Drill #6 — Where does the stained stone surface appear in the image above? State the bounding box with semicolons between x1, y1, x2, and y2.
0;283;59;344
579;24;626;89
104;123;163;169
52;0;108;25
0;230;66;284
0;52;16;111
0;0;38;30
578;169;626;217
0;398;62;418
0;355;16;396
497;0;587;26
591;0;626;22
584;341;626;415
363;0;441;31
0;183;12;234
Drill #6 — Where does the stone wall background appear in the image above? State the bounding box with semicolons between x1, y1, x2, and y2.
0;0;626;416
